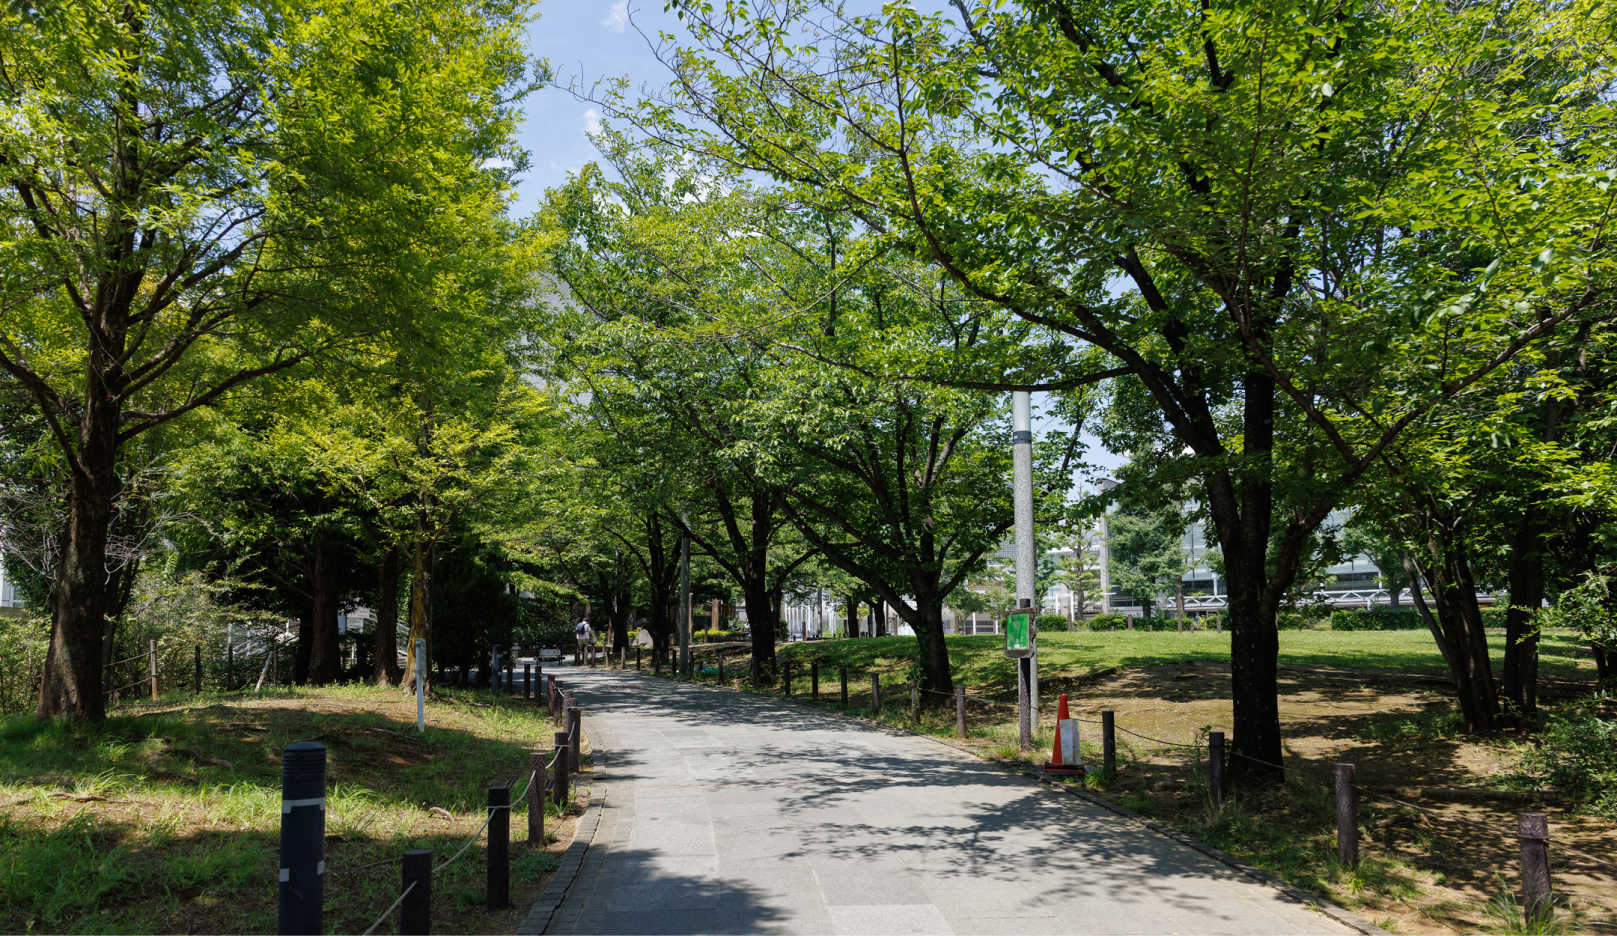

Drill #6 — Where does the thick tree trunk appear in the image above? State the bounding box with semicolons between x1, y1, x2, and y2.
1424;537;1499;733
1592;645;1614;683
402;542;433;694
874;599;887;637
1502;508;1545;717
897;594;952;709
845;596;858;637
1403;551;1455;672
309;540;341;685
373;547;402;685
743;572;777;685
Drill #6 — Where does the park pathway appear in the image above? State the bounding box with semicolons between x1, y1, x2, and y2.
540;668;1363;936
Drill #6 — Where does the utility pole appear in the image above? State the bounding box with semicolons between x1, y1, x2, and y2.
1010;390;1038;751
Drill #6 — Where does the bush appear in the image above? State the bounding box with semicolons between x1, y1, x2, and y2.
1506;706;1617;819
1085;613;1131;631
1330;608;1424;631
1037;613;1069;633
1277;607;1330;630
693;627;744;642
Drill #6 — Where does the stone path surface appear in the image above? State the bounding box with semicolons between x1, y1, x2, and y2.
542;668;1358;936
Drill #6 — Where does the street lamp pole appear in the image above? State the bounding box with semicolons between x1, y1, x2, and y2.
1011;391;1038;751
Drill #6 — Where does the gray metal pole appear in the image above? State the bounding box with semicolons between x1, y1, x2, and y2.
1012;390;1038;750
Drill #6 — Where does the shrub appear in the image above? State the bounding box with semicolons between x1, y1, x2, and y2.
1329;608;1424;631
1085;613;1131;631
1506;705;1617;819
1277;607;1331;630
1037;613;1069;633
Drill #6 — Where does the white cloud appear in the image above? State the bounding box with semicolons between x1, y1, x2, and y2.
583;108;603;137
601;1;628;32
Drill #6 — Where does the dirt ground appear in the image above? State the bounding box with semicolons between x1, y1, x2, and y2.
1042;660;1617;934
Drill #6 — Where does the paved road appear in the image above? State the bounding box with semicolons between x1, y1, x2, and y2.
543;668;1358;936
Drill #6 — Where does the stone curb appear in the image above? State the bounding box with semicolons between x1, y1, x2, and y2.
515;721;607;936
623;667;1390;936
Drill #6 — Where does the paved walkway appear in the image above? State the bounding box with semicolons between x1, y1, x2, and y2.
543;668;1358;936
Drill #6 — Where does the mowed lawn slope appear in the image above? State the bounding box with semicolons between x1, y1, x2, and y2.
0;685;579;934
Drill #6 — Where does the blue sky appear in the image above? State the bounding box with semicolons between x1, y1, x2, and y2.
512;2;1127;478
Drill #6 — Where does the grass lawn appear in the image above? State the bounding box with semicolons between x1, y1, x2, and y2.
0;685;582;934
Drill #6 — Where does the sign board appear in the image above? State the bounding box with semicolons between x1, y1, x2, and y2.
1004;612;1034;659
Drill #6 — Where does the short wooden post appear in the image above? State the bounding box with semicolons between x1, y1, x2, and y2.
636;646;641;670
194;645;203;693
1519;812;1552;927
1336;763;1357;867
400;849;431;936
783;661;791;696
1101;710;1116;778
910;676;918;718
955;686;967;739
718;652;724;683
564;695;580;771
149;640;159;700
871;673;881;716
527;752;545;845
487;784;509;909
524;664;532;700
1208;731;1226;806
811;662;819;703
553;732;570;806
840;666;848;706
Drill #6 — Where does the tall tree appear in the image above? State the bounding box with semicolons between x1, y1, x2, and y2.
615;0;1617;779
2;0;536;719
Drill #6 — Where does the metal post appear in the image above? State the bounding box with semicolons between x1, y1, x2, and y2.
1102;710;1116;778
278;742;326;935
1012;390;1038;742
149;640;159;700
1519;812;1552;928
956;686;967;739
871;673;881;716
1209;732;1226;806
487;784;509;909
528;752;545;845
400;849;431;936
1336;763;1357;867
415;639;426;733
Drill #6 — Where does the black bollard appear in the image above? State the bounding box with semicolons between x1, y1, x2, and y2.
487;784;509;909
811;662;819;703
636;646;641;670
400;849;431;936
1209;732;1226;806
278;742;326;935
1101;710;1116;778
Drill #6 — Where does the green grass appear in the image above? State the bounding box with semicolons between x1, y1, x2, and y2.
0;684;580;934
772;628;1596;695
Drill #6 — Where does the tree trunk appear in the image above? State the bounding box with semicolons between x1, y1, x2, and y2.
845;596;858;637
373;547;402;685
1502;507;1545;717
1403;551;1456;672
875;599;886;637
402;541;433;694
742;572;777;685
1423;536;1498;733
309;540;341;685
1592;645;1614;683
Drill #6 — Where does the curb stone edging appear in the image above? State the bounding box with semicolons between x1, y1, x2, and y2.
626;667;1390;936
515;722;606;936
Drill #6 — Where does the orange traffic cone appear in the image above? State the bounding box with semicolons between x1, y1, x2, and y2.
1044;693;1085;775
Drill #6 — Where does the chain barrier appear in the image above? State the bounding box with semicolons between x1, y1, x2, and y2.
359;880;415;936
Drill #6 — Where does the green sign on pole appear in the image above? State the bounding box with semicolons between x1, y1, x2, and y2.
1005;612;1033;659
